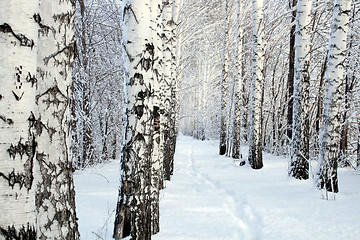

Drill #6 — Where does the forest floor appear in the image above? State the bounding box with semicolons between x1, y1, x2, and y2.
74;135;360;240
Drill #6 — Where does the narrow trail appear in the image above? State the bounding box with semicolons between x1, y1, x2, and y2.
75;135;360;240
153;135;262;240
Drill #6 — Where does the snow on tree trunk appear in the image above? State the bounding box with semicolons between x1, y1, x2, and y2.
289;0;312;180
34;0;79;238
248;0;264;169
232;0;243;160
316;0;352;194
0;1;38;238
219;0;230;156
113;1;154;239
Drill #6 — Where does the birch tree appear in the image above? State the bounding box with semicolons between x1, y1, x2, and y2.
219;0;230;156
151;0;163;234
113;1;154;239
248;0;264;169
1;0;79;238
34;0;79;238
287;0;297;141
316;0;352;194
0;1;38;237
289;0;312;179
232;0;244;160
162;0;175;180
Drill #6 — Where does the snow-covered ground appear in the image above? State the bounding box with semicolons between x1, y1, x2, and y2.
74;160;119;240
75;135;360;239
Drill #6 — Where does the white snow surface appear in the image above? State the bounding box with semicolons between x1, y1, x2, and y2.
75;135;360;239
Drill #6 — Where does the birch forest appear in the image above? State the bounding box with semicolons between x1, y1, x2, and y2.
1;0;360;239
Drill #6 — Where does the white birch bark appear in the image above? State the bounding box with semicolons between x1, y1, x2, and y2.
34;0;79;238
219;0;230;156
150;0;163;234
114;1;153;239
289;0;312;180
168;0;179;174
248;0;264;169
232;0;244;160
162;0;174;181
0;1;38;237
1;1;79;238
316;0;352;194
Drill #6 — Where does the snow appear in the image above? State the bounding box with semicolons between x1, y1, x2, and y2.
75;135;360;239
74;160;120;240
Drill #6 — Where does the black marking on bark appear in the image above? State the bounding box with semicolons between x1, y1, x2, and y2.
123;44;134;62
7;138;33;160
0;94;3;100
130;73;144;85
123;4;138;23
36;85;67;108
12;91;24;101
0;114;14;125
26;72;37;88
4;136;36;190
28;112;49;137
0;224;36;240
53;11;74;26
33;13;54;37
35;150;79;239
0;23;35;48
135;105;144;119
138;43;155;72
43;42;76;65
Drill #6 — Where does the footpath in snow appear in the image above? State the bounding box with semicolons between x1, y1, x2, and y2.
75;135;360;240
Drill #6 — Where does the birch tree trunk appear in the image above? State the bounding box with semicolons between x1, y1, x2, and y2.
219;0;230;156
1;1;79;239
248;0;264;169
168;0;179;177
34;0;79;238
0;1;38;238
316;0;352;194
232;0;243;160
162;0;175;181
289;0;312;179
114;1;154;239
150;0;163;234
287;0;297;142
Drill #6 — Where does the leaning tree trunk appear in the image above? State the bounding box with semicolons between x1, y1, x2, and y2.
232;0;243;160
0;1;38;238
316;0;352;194
219;0;230;156
113;1;154;239
289;0;312;180
248;0;265;169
